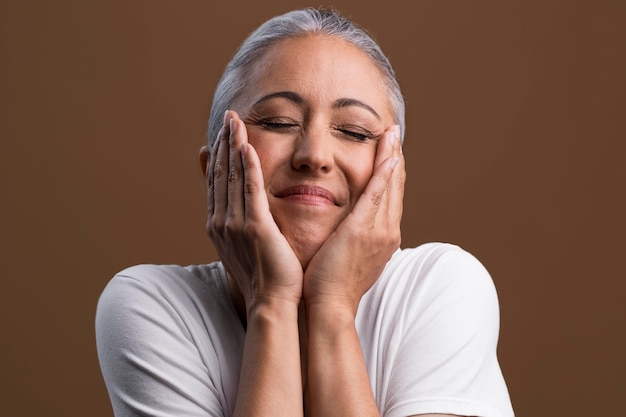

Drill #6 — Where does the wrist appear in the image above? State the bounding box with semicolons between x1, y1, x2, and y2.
247;296;300;328
305;300;356;333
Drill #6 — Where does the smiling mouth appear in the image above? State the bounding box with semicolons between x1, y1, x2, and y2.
275;185;338;206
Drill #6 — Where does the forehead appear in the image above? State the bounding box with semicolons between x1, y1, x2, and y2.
239;35;394;120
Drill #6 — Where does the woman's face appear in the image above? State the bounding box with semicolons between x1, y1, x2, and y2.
236;35;397;267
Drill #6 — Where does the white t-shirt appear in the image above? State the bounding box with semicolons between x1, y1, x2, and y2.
96;242;514;417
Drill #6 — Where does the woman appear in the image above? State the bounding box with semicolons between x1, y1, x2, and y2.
96;8;514;417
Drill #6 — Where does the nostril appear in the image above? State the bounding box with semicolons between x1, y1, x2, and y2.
295;163;328;172
291;136;333;172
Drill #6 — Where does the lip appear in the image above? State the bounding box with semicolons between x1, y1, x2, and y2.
274;185;338;206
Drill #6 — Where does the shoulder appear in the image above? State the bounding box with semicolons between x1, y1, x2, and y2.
96;264;187;322
95;262;232;347
359;244;513;417
377;242;497;301
95;263;241;416
97;262;228;312
99;262;223;294
360;242;501;343
386;242;490;277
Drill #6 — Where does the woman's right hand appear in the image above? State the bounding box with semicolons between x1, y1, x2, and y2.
203;110;304;315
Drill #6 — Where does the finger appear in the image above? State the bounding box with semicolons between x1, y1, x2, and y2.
354;125;395;224
207;125;224;221
378;126;406;229
227;114;246;221
351;136;399;224
375;126;400;209
386;126;405;225
212;110;232;231
373;124;396;170
240;141;271;223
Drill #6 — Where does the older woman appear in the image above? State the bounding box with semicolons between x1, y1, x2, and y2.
96;8;514;417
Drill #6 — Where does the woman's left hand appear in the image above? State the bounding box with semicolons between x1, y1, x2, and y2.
302;125;405;316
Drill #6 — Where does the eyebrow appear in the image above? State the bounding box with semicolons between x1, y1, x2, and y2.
252;91;381;120
333;98;381;121
253;91;304;106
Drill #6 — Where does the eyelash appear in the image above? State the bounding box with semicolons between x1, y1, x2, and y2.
337;129;371;142
259;120;374;142
261;121;298;130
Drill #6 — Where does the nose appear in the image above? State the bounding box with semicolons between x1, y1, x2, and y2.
291;125;334;174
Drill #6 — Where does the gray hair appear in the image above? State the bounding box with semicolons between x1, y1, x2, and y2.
207;8;405;146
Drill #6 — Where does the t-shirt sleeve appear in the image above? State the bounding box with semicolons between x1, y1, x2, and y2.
379;246;514;417
95;265;227;417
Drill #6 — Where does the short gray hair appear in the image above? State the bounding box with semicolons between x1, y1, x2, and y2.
207;8;405;146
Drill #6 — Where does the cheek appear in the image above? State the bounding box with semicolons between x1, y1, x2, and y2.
247;135;288;185
340;147;376;201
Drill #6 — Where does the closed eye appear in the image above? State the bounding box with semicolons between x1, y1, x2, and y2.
335;126;375;142
339;129;369;141
259;119;300;132
263;121;298;129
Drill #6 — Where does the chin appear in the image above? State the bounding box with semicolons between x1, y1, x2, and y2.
288;234;326;270
271;205;346;269
278;223;331;270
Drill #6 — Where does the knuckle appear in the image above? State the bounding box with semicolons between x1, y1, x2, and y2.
213;160;227;178
244;180;258;195
228;166;242;184
223;220;237;237
386;226;402;248
242;221;261;241
207;227;219;242
396;174;406;190
210;217;225;234
370;190;384;207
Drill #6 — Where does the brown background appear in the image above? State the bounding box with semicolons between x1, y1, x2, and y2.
2;0;624;416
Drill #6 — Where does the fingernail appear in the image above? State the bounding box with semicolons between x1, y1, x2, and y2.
390;157;399;169
230;118;238;133
240;143;248;156
394;125;401;142
224;109;230;124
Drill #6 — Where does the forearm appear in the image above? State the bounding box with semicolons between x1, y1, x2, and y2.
306;305;380;417
233;299;303;417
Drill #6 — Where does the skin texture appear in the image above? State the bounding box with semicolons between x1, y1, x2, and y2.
200;35;459;417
